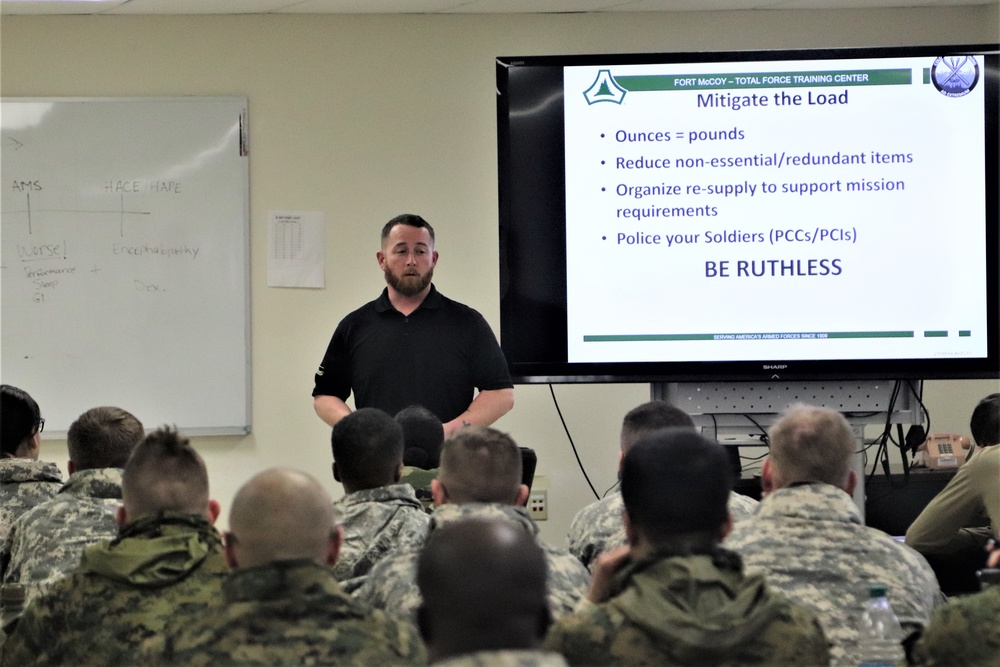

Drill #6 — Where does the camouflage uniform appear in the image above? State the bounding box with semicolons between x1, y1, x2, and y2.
434;650;568;667
0;459;62;543
544;550;830;666
567;490;759;570
163;558;426;666
907;584;1000;666
1;512;227;667
333;483;431;581
1;468;124;611
724;483;942;667
354;503;589;625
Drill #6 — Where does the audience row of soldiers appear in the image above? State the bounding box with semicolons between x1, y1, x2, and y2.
0;383;997;666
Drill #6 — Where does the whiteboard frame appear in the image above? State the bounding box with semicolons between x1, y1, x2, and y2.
1;96;252;437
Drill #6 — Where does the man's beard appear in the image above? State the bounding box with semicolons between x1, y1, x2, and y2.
384;265;433;297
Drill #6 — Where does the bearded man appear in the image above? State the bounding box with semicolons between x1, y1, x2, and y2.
313;214;513;437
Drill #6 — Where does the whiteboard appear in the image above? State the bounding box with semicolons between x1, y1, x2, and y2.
1;98;250;435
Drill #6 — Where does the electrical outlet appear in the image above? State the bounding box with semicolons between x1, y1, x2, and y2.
528;489;548;521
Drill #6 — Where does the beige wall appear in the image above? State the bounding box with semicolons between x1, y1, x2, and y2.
2;7;998;543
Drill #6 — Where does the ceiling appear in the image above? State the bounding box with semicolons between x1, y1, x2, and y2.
1;0;994;16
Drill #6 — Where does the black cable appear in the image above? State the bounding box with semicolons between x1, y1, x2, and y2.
549;384;600;500
741;413;770;447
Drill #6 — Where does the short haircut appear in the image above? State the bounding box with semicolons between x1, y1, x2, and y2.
122;426;209;519
228;468;336;567
1;384;41;457
67;406;144;470
621;428;733;547
331;408;404;489
620;400;695;452
768;404;855;486
417;518;548;653
438;426;522;504
396;405;444;469
380;213;435;245
970;393;1000;447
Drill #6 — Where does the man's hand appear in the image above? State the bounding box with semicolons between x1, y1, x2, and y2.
588;545;632;604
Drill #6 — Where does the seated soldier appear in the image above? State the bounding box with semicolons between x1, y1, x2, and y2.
2;426;227;667
163;468;425;666
906;393;1000;555
2;406;144;612
331;408;430;581
396;404;445;506
545;428;829;666
0;385;62;543
354;426;589;624
725;404;942;667
417;517;567;667
567;400;758;570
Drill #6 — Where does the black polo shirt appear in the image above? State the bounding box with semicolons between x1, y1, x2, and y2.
313;285;513;423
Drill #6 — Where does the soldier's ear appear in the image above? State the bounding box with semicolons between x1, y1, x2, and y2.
116;505;128;527
207;499;222;524
327;526;343;566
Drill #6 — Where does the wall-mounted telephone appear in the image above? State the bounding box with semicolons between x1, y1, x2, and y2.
918;434;972;470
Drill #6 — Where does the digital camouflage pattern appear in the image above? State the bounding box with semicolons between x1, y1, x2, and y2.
163;558;426;666
0;459;62;543
544;550;830;667
724;483;941;667
434;650;569;667
1;512;228;667
1;468;124;610
353;503;589;625
567;489;759;571
333;483;430;581
907;584;1000;666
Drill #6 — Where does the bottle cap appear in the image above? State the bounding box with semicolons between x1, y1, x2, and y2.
867;584;888;598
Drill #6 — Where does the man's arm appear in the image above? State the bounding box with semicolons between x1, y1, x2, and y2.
442;388;514;438
313;395;352;427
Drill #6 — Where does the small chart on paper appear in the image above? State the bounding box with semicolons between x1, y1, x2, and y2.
267;210;325;288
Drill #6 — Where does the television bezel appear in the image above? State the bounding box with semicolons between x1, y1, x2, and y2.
496;43;1000;384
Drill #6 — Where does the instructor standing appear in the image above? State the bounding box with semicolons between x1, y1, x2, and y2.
313;214;514;437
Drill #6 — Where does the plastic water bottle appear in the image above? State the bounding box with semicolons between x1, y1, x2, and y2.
857;584;904;667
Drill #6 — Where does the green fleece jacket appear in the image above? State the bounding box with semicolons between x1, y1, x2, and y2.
545;549;831;666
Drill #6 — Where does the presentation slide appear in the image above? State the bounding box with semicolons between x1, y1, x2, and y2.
563;55;988;364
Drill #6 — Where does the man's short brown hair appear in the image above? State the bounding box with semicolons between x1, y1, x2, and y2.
67;407;144;470
438;426;521;504
122;426;209;519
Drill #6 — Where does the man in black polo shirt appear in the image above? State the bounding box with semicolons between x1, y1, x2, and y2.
313;214;514;437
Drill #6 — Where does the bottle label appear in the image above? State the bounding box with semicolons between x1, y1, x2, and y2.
859;662;897;667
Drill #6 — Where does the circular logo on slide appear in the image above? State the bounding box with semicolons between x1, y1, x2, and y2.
930;56;979;98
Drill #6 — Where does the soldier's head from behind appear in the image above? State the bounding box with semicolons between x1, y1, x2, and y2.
763;404;856;496
621;428;734;557
970;393;1000;447
67;406;144;473
120;426;219;526
225;467;340;570
395;404;444;469
1;384;44;459
433;426;527;507
620;400;695;454
331;408;404;494
417;517;549;663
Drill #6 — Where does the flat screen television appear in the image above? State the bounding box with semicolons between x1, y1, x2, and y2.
497;44;999;384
